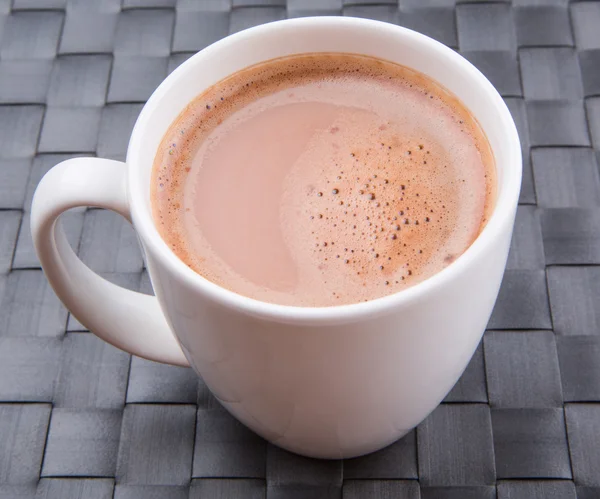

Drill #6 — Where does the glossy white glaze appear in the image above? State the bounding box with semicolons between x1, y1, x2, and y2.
31;17;521;459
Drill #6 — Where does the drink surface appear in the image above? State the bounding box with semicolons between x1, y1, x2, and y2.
152;53;495;307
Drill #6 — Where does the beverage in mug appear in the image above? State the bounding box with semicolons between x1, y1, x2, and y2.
152;53;496;307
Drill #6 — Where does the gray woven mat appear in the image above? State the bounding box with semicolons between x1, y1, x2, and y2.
1;0;599;498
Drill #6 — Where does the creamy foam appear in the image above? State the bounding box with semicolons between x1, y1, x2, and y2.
152;53;495;307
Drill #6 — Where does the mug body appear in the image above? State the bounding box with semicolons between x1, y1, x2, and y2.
127;17;521;459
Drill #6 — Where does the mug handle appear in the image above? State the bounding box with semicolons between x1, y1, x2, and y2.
31;158;189;367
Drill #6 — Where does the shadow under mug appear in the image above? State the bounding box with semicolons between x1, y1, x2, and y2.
31;17;521;459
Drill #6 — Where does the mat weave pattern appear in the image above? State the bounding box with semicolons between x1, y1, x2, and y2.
0;1;599;498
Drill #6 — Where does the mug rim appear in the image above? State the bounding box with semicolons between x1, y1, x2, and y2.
127;16;522;323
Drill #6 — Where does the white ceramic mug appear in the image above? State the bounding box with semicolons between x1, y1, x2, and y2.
31;17;521;459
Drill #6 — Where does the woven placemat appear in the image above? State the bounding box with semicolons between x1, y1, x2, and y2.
1;1;599;498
